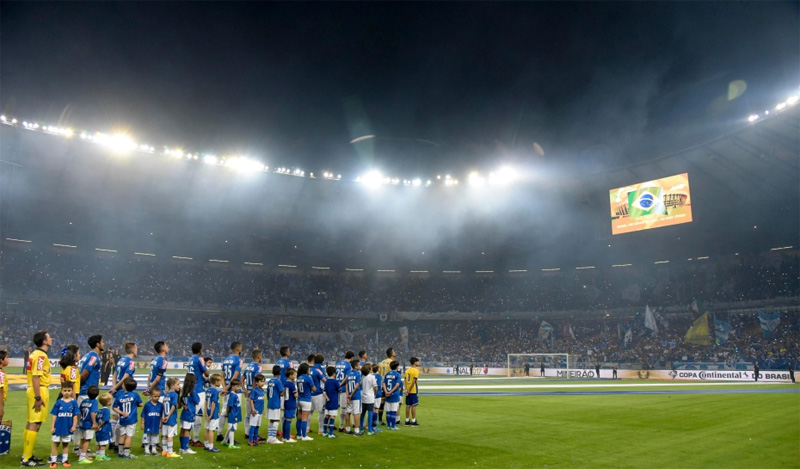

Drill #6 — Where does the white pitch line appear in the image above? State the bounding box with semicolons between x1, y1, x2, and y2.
421;381;774;390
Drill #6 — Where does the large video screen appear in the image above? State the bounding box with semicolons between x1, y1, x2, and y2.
609;173;692;235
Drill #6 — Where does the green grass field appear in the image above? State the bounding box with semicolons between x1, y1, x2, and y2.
1;379;798;468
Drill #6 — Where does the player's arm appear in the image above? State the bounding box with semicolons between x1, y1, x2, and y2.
226;367;240;394
32;374;44;411
91;410;98;430
71;414;78;433
113;401;127;418
151;363;165;391
248;396;257;416
80;365;90;383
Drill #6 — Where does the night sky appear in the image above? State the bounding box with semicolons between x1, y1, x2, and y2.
2;2;798;177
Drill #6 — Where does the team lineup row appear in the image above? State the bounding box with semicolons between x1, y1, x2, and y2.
5;332;421;467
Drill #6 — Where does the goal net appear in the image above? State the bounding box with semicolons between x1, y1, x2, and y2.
507;353;571;378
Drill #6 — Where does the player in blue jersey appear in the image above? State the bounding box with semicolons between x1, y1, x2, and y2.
323;366;340;438
178;374;199;455
77;385;99;464
220;342;242;443
76;335;104;453
203;374;223;452
335;351;354;432
247;374;265;446
94;393;113;461
112;378;143;459
222;379;242;449
276;347;293;385
49;382;80;467
296;363;316;441
358;350;368;367
140;388;163;456
345;358;363;436
148;341;169;395
382;361;402;430
282;369;297;444
241;349;262;438
266;365;284;444
161;377;181;457
187;342;209;446
109;342;136;451
371;363;383;433
310;354;327;436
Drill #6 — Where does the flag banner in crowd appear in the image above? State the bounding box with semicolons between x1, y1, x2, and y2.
561;323;575;339
685;312;713;345
688;299;702;319
757;310;780;338
539;321;553;342
714;314;731;345
622;324;633;348
399;326;409;352
644;305;658;334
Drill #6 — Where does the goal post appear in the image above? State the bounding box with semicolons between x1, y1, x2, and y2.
507;353;571;378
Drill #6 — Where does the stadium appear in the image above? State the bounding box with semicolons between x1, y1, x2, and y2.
1;3;799;468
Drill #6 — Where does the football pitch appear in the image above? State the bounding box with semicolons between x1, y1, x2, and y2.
1;377;797;468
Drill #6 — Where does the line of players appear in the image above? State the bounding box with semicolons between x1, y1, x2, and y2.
11;332;421;466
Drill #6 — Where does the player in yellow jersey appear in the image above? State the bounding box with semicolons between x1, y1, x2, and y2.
0;349;8;422
404;357;420;427
22;331;53;467
377;348;395;426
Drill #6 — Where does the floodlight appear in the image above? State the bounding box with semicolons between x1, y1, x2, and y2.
0;115;5;122
747;115;759;122
226;156;265;173
204;155;218;165
776;102;787;111
10;118;16;124
488;166;518;186
787;95;799;105
105;134;137;154
468;171;485;187
358;170;383;187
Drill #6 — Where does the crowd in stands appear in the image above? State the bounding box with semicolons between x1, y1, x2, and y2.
1;246;797;369
3;247;798;314
0;302;796;371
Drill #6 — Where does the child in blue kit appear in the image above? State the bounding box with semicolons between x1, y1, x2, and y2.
112;378;143;459
204;374;223;453
296;363;315;441
323;366;340;438
141;388;163;455
161;377;181;457
77;385;99;464
247;374;266;446
223;379;242;449
266;365;284;445
282;369;297;444
371;364;383;433
179;374;200;455
94;393;113;461
50;382;80;467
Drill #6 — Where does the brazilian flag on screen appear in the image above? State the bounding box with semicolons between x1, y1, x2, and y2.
627;183;667;219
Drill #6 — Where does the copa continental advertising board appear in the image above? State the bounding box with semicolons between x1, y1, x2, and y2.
609;173;693;235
